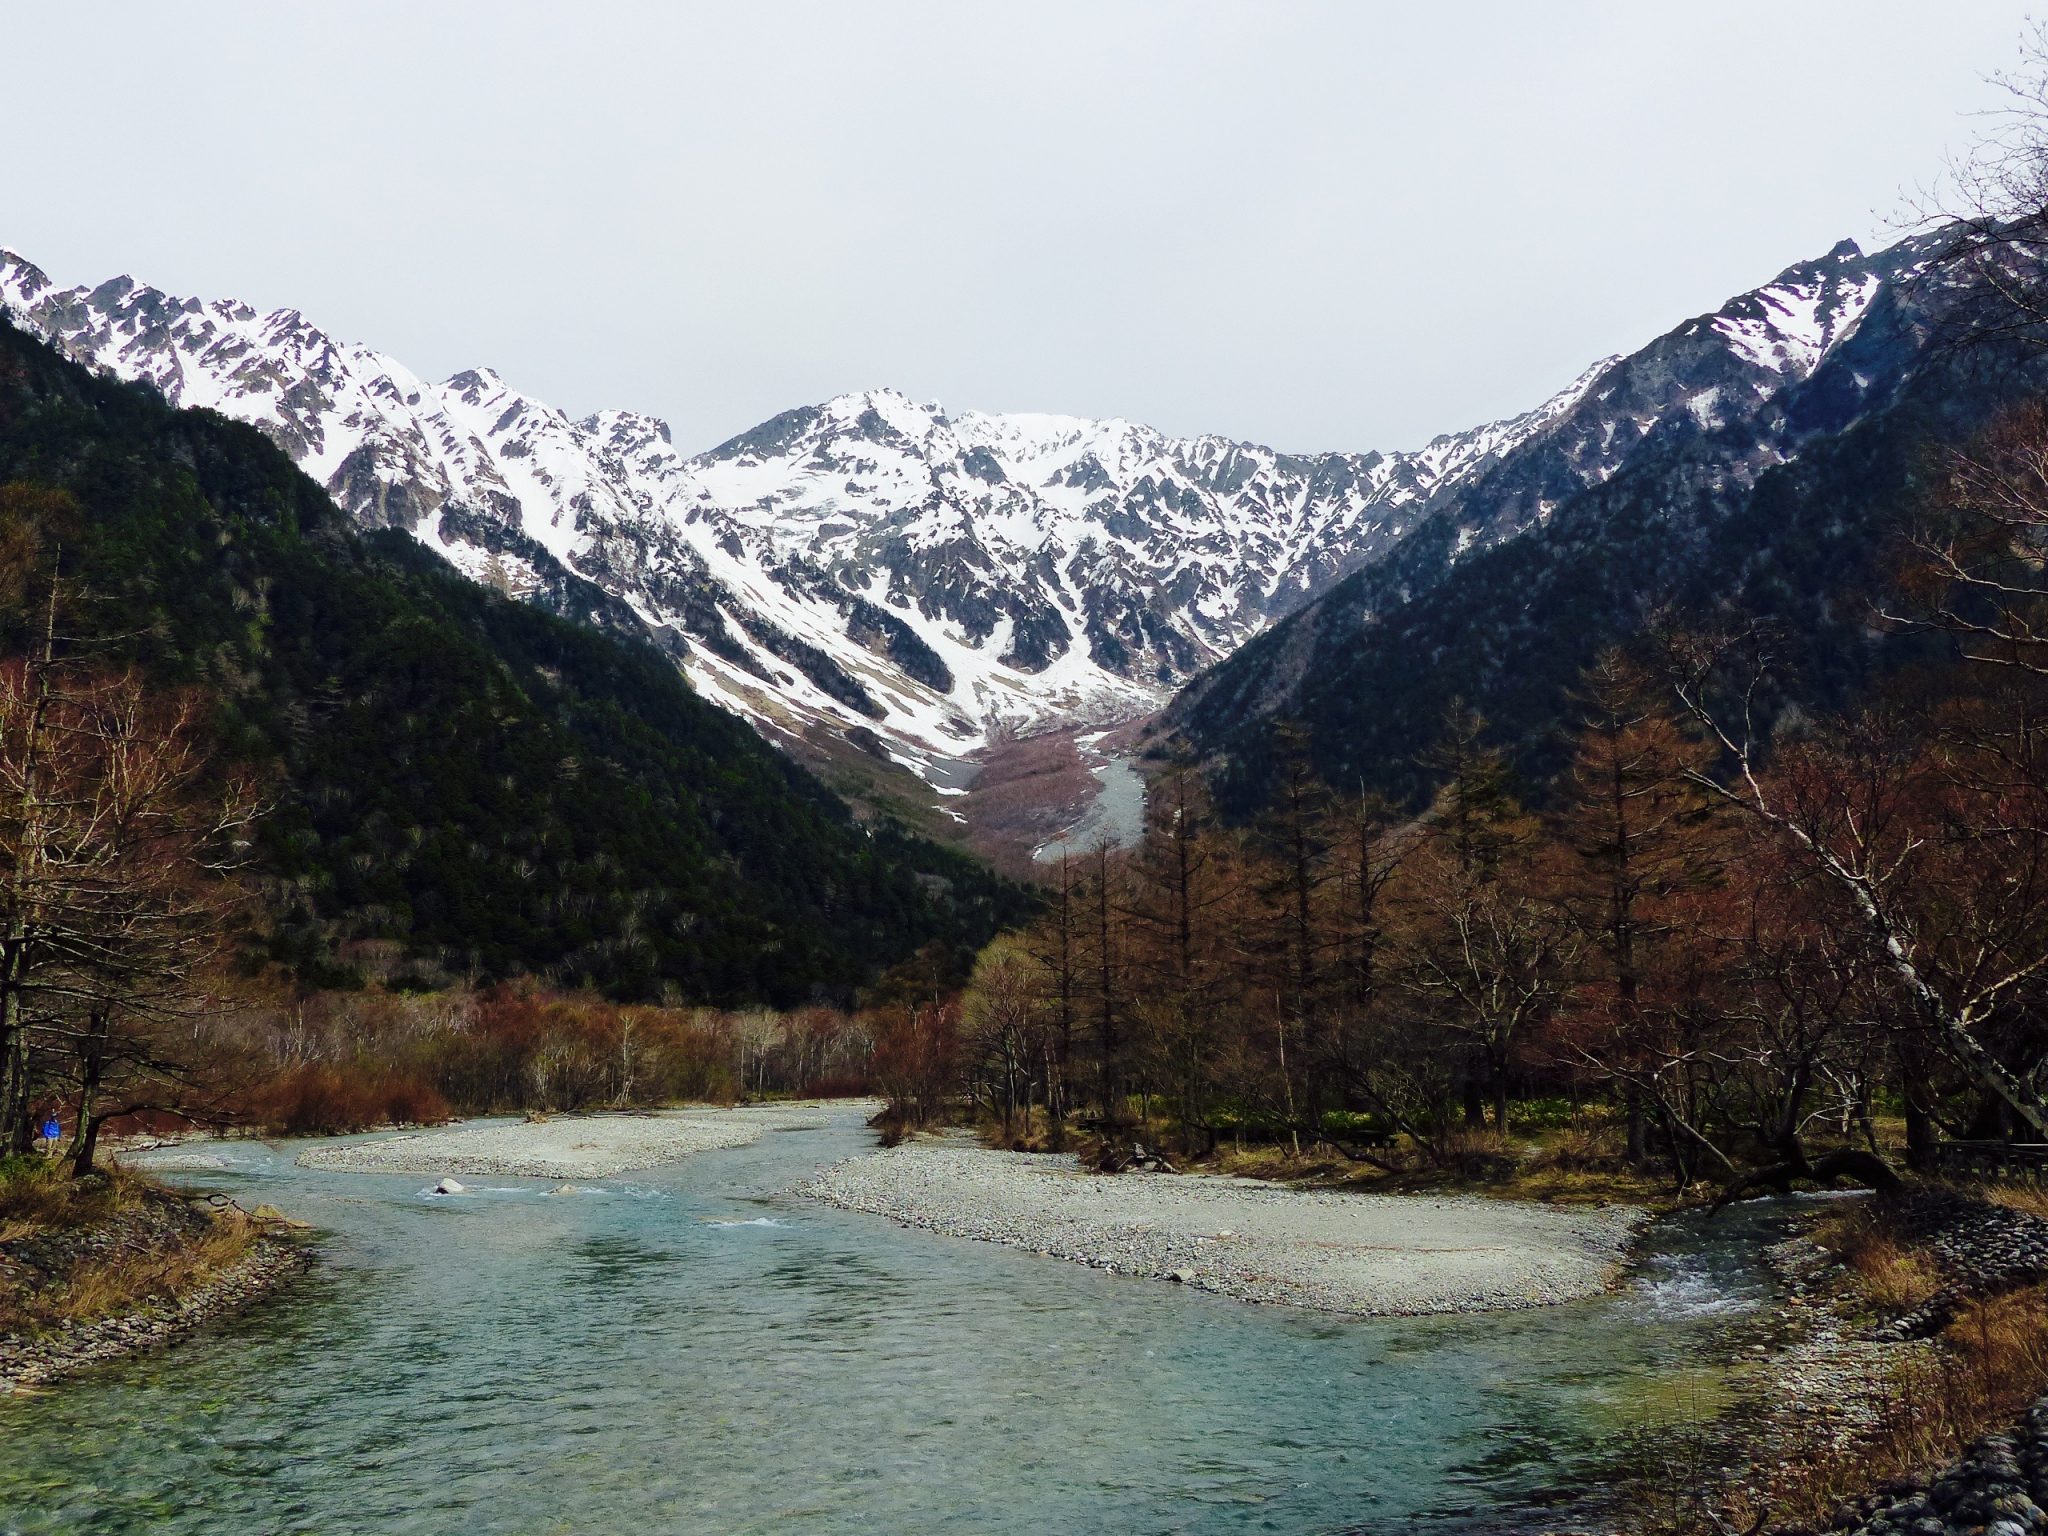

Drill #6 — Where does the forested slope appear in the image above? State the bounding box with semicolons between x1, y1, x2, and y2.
1166;247;2048;812
0;316;1027;1004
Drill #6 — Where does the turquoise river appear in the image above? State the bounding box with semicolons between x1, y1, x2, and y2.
0;1107;1788;1535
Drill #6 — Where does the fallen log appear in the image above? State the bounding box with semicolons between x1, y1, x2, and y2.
1710;1147;1902;1213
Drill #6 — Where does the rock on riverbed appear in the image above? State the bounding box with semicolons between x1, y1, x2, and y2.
297;1102;875;1179
804;1141;1644;1317
1819;1403;2048;1535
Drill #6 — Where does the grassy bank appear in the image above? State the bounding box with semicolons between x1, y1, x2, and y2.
1194;1123;1671;1207
1730;1196;2048;1532
1625;1185;2048;1535
0;1156;268;1339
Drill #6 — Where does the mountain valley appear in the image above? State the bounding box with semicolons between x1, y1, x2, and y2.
2;234;1950;844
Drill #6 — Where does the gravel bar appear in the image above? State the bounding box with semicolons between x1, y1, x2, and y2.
297;1102;873;1179
804;1141;1645;1317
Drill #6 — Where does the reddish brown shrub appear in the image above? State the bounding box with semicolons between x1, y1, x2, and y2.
798;1073;872;1099
243;1062;449;1136
377;1073;452;1127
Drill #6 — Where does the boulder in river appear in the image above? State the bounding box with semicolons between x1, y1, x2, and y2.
432;1178;466;1196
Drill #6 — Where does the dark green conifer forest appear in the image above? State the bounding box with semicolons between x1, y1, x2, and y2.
0;316;1028;1005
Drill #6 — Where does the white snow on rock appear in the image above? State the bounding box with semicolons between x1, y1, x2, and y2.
0;235;1910;780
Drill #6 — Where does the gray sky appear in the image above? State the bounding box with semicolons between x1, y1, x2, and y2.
5;2;2037;455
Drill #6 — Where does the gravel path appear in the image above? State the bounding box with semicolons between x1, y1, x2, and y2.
297;1102;874;1179
805;1141;1644;1316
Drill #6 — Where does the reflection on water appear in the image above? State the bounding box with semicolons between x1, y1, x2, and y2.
0;1114;1794;1536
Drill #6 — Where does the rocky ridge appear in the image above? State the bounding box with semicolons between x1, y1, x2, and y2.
1163;232;1970;807
0;235;1915;788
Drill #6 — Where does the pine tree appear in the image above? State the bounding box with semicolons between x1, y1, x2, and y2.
1121;752;1233;1154
1547;651;1723;1164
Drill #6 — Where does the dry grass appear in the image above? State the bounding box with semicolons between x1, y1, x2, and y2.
41;1211;257;1329
0;1156;263;1335
1192;1121;1672;1205
1639;1199;2048;1535
1206;1142;1363;1182
967;1106;1844;1212
972;1115;1071;1155
1813;1202;1945;1314
997;1108;1686;1205
0;1155;139;1238
1717;1285;2048;1532
1986;1178;2048;1223
1494;1122;1672;1205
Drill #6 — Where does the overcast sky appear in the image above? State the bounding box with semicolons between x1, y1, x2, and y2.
5;2;2038;455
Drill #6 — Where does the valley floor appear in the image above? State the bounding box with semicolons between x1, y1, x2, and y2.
804;1134;1646;1316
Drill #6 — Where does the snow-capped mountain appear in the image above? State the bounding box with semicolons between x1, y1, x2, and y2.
0;251;1598;774
1165;231;1956;803
0;234;1909;787
1375;237;1902;576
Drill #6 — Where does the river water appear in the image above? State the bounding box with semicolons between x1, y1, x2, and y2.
0;1110;1786;1535
1035;737;1148;862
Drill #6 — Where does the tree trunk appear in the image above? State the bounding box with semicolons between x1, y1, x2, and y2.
67;1014;107;1176
1092;849;1119;1126
1002;1041;1016;1138
2;577;61;1158
1905;1089;1938;1173
0;944;30;1154
0;1012;24;1154
1046;1040;1067;1152
1711;1147;1903;1211
70;1116;103;1179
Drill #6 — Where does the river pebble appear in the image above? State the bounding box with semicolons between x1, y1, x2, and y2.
297;1101;875;1179
804;1138;1644;1316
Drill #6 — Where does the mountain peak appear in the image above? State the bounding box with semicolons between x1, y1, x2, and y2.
822;386;946;439
0;230;1952;779
0;249;49;297
1704;237;1886;378
445;365;509;393
586;407;674;447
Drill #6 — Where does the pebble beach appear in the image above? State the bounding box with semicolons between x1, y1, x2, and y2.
294;1101;878;1179
804;1138;1646;1317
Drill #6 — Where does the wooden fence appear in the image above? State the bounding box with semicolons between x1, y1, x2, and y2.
1936;1140;2048;1179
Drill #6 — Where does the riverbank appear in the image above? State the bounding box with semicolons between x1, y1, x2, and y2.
295;1100;880;1179
1613;1185;2048;1535
0;1108;1732;1534
0;1165;310;1393
803;1136;1644;1316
